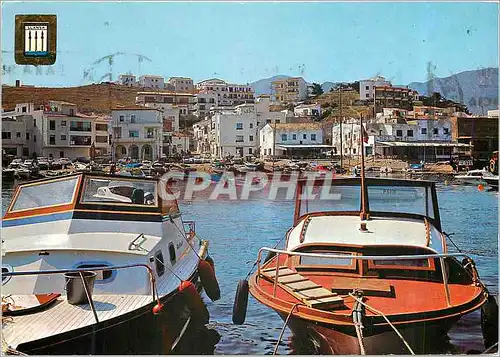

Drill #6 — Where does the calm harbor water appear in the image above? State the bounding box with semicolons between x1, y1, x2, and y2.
1;179;498;354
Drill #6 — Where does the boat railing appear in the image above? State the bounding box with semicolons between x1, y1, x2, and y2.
2;263;159;324
257;247;480;307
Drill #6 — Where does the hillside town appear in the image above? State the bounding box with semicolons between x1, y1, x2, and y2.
2;74;499;174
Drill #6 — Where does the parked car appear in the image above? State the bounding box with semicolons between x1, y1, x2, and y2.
59;158;72;167
50;159;62;169
23;159;35;167
37;157;50;170
183;157;194;164
74;157;91;164
10;159;23;166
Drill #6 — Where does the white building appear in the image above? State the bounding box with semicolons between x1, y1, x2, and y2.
487;109;499;118
260;123;324;158
194;92;218;119
271;77;308;104
192;119;212;155
294;103;322;118
138;75;165;89
359;76;391;100
196;78;254;107
212;104;258;158
332;121;371;156
1;103;43;158
111;106;163;161
255;95;293;129
136;91;195;117
118;74;137;87
167;77;194;93
143;102;180;133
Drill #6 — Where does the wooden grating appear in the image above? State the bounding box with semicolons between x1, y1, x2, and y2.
260;266;344;310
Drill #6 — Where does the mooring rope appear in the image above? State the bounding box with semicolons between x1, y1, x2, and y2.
482;342;499;354
273;303;302;355
348;293;415;355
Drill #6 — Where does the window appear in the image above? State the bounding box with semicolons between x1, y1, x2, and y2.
292;134;297;140
154;251;165;277
23;148;29;156
249;148;253;154
366;86;369;90
353;148;357;154
311;134;317;141
396;130;403;137
131;115;136;123
129;131;139;138
249;135;254;142
22;106;27;113
421;128;427;135
249;123;253;129
443;128;449;135
49;120;56;130
33;135;36;142
303;134;307;139
121;147;127;154
69;109;75;116
34;119;37;127
70;121;91;132
276;120;281;124
266;119;271;124
281;134;287;141
61;135;66;140
119;115;124;122
49;135;56;145
168;243;176;265
433;128;438;135
96;136;108;143
236;135;244;142
61;120;66;126
366;93;370;98
407;130;413;137
16;132;21;138
10;176;79;212
96;123;108;131
80;177;157;205
236;122;243;130
75;263;114;282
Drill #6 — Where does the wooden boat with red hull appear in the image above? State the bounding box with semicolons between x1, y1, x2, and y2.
244;176;493;354
2;173;220;355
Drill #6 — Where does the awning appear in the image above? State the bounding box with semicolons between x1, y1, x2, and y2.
377;141;472;148
276;144;335;149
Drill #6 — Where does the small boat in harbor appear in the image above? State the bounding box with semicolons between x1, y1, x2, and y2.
483;175;499;191
2;173;220;355
454;168;495;185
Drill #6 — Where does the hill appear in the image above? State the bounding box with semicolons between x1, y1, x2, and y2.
408;67;498;115
1;83;145;114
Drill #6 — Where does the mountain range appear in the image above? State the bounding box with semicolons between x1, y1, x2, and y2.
249;67;499;114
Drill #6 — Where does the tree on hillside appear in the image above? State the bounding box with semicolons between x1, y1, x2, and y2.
310;83;324;96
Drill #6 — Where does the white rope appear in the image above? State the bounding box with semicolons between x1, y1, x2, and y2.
354;322;366;355
348;293;415;355
273;303;302;355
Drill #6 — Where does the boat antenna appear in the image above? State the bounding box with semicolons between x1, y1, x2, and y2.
359;113;370;223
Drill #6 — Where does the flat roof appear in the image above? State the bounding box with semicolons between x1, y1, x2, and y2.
377;141;472;148
277;144;335;149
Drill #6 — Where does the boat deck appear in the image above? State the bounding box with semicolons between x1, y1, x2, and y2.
2;294;153;350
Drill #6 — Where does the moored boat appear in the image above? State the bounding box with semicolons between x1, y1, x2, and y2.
454;168;495;185
1;173;220;354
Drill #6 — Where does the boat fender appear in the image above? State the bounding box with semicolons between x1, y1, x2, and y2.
481;294;499;350
263;250;276;264
205;255;215;273
179;280;209;324
198;259;221;302
152;302;164;315
232;280;249;325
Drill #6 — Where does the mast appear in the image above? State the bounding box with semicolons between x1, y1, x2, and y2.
359;113;370;222
339;87;343;171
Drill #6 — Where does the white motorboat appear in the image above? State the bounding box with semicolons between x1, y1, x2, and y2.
483;175;499;191
454;168;495;185
2;173;220;354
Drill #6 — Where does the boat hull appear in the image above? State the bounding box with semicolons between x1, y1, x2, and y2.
280;312;460;354
13;278;216;355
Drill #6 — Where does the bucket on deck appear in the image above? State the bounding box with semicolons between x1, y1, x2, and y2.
64;272;97;305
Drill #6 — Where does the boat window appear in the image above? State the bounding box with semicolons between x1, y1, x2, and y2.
154;250;165;276
300;252;356;269
168;242;176;264
367;185;428;216
81;177;157;206
369;258;435;271
75;263;115;283
2;265;12;285
298;184;361;218
10;177;79;212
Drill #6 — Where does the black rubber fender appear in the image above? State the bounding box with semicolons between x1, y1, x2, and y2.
232;280;249;325
481;294;499;350
205;255;215;273
198;259;221;302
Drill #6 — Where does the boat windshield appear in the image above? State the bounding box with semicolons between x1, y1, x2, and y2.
9;176;79;212
297;180;436;220
81;177;157;206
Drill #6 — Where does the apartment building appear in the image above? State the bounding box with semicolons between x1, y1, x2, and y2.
374;86;414;111
255;95;293;129
194;93;218;119
138;75;165;89
294;103;322;118
358;76;392;100
260;123;324;158
450;116;499;163
212;104;258;158
42;101;110;159
196;78;254;107
271;77;308;104
118;74;137;87
111;107;163;161
167;77;194;93
193;119;212;155
136;91;195;117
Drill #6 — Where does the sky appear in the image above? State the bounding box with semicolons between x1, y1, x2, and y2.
1;1;499;87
